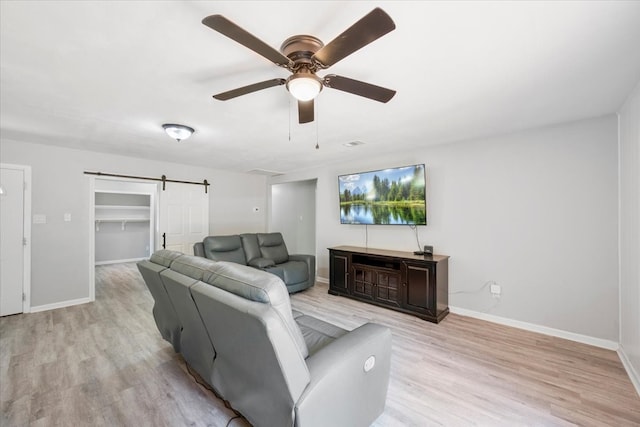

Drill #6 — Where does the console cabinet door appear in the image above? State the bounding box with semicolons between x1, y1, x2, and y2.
329;251;350;295
374;270;402;308
352;265;375;300
402;262;436;316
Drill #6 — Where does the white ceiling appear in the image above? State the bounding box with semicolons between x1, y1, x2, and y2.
2;1;639;174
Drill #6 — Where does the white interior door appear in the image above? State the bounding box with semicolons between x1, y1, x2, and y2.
0;168;25;316
158;183;209;255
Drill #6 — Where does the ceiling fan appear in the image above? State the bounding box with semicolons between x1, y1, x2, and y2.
202;8;396;124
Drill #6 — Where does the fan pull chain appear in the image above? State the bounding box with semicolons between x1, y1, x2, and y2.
315;99;320;149
288;96;292;142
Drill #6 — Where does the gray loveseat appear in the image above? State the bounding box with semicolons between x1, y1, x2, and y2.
138;250;391;427
194;232;315;293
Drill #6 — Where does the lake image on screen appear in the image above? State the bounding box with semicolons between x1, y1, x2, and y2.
339;165;426;225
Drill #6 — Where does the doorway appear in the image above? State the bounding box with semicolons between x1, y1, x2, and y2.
270;179;317;256
89;177;157;301
0;164;31;315
88;175;210;301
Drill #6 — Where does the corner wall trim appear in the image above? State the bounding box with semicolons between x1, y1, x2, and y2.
449;306;619;351
618;345;640;397
30;297;93;313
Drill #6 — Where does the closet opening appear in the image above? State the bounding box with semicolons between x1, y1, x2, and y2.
95;192;152;265
89;177;158;301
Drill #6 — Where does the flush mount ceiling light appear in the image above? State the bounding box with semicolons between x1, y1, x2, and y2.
162;124;194;142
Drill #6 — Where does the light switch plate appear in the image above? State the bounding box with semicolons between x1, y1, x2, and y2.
64;213;71;222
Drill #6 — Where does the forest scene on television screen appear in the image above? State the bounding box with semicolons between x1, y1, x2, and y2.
339;165;426;225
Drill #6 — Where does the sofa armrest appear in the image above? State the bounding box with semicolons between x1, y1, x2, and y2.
289;254;316;285
248;257;276;268
294;323;391;427
193;242;205;257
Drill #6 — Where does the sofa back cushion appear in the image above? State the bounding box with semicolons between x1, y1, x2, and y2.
202;261;308;359
150;249;184;267
160;268;215;380
190;282;310;427
170;253;218;281
240;233;261;263
202;235;247;265
137;259;182;352
257;232;289;264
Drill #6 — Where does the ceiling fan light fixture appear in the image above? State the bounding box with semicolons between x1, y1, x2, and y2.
286;74;322;101
162;124;194;142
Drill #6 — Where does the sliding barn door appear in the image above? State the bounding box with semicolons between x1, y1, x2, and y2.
158;183;209;255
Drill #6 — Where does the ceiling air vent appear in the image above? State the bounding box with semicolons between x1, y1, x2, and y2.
343;141;365;147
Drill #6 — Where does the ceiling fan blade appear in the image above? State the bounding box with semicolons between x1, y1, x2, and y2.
312;8;395;69
213;78;286;100
298;100;314;124
202;15;294;69
323;74;396;103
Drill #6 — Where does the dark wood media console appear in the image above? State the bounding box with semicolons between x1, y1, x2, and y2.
328;246;449;323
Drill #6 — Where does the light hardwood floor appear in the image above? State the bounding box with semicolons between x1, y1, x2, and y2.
1;263;638;426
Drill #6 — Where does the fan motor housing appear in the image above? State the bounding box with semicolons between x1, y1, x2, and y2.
280;35;324;68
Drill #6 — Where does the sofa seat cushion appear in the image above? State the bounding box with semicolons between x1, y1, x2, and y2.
266;261;308;286
295;314;348;356
202;261;309;359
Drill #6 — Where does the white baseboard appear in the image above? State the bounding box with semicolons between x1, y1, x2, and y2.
95;257;147;266
316;276;329;284
618;345;640;397
30;297;93;313
449;306;619;351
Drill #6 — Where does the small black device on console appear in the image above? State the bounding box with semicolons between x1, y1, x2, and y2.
414;245;433;256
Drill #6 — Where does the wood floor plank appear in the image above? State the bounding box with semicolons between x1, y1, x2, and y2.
1;263;638;426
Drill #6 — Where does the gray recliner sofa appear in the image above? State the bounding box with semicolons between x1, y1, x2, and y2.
138;250;392;427
194;232;315;293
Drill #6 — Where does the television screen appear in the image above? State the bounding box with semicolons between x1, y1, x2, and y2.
338;164;427;225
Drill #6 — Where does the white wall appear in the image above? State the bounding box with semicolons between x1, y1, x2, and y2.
618;81;640;390
0;140;267;308
270;179;316;255
271;115;619;342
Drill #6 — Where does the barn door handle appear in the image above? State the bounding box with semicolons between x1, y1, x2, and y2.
162;232;166;249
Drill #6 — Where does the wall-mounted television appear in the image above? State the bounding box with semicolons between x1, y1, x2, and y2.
338;164;427;225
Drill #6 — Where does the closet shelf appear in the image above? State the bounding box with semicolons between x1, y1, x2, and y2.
95;205;150;210
95;218;150;222
95;218;150;231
